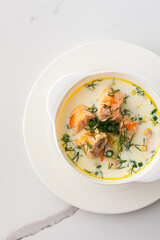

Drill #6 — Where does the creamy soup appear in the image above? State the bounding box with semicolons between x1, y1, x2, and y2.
59;78;160;180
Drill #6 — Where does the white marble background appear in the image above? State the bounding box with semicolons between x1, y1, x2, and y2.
1;0;160;239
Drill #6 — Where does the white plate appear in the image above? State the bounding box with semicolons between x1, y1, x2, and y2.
23;41;160;214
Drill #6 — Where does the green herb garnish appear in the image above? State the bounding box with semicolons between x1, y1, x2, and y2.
96;165;102;169
134;144;142;152
61;133;71;146
104;150;114;157
130;160;138;174
131;116;137;121
108;162;113;169
110;78;115;86
86;104;98;113
103;104;113;115
85;79;101;90
143;138;146;145
87;117;120;135
138;162;143;167
151;109;157;115
85;141;92;149
99;170;103;178
84;169;92;174
123;109;130;116
117;122;131;151
123;94;129;104
108;88;120;97
72;152;81;163
136;87;145;96
65;146;75;152
66;124;70;129
116;156;127;169
153;115;158;122
77;144;85;150
95;170;103;178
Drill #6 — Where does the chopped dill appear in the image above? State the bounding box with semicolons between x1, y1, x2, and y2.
110;78;116;86
104;150;114;157
85;140;92;149
138;117;143;121
108;88;120;97
134;144;142;152
84;169;92;174
136;87;145;96
151;108;157;115
130;160;138;174
123;109;130;116
85;79;102;90
103;104;113;115
108;162;114;169
86;104;98;113
143;138;146;145
77;144;85;150
96;165;102;169
61;133;71;146
64;146;75;152
116;156;127;169
123;94;129;104
99;170;103;178
152;115;158;122
86;117;120;135
138;162;143;167
94;170;103;178
72;152;81;163
131;116;137;121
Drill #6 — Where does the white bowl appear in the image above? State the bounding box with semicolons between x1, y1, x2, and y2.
46;71;160;185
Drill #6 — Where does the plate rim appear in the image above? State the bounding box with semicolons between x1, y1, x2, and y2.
23;40;160;214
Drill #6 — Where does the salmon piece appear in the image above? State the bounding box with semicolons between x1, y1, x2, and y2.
143;128;153;151
75;131;108;158
108;158;118;169
98;87;124;121
142;145;148;152
144;128;152;142
99;148;105;161
69;104;94;133
119;116;138;143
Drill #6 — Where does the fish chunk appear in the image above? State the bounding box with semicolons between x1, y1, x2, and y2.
69;104;94;133
75;131;108;158
119;116;138;143
142;128;153;152
98;87;124;121
108;158;118;169
144;128;152;142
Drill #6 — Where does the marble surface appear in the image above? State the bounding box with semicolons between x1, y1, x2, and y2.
1;0;160;239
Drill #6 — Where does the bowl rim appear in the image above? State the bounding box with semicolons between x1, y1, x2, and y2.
47;70;160;185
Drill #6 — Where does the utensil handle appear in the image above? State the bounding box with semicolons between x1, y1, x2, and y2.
138;161;160;182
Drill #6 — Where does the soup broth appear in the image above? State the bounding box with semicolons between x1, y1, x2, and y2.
59;78;160;180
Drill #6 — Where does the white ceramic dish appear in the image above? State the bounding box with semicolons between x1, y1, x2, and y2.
23;41;160;213
46;71;160;185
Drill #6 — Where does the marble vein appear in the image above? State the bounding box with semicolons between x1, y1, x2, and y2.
7;206;79;240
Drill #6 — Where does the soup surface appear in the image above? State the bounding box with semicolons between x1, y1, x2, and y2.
59;78;160;180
